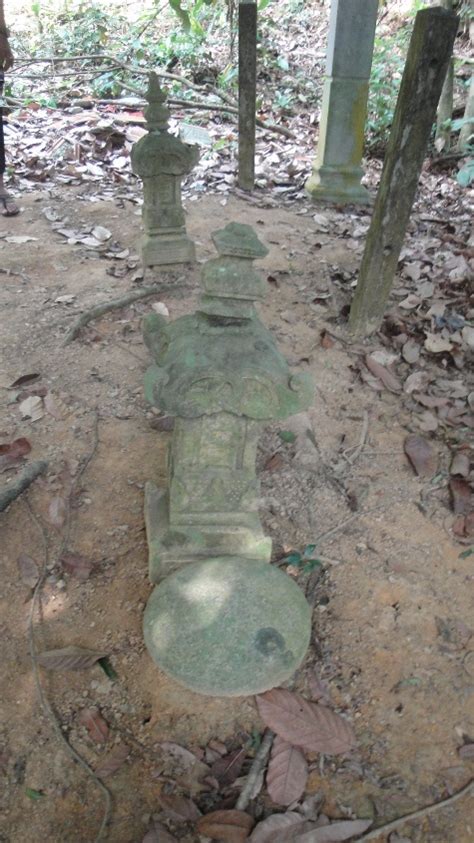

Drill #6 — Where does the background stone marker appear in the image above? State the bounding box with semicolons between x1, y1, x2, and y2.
131;72;199;267
306;0;378;205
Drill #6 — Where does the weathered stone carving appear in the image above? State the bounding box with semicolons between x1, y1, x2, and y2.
131;72;199;267
142;222;314;696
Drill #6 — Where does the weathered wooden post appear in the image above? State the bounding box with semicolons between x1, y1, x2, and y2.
238;0;257;190
349;7;459;337
305;0;378;205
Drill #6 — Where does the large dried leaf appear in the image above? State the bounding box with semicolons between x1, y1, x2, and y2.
17;553;39;589
256;690;355;755
211;747;246;787
94;744;129;778
249;812;308;842
158;793;201;823
78;707;109;744
295;819;372;841
61;552;95;581
266;737;308;806
196;810;254;842
48;496;66;529
449;478;473;515
404;435;437;478
0;438;31;472
19;395;44;422
365;355;401;393
38;646;107;671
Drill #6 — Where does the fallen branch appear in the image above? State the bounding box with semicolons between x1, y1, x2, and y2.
62;284;173;345
0;461;47;512
356;778;474;841
235;729;274;811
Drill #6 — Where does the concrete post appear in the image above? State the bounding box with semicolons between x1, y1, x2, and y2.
238;0;257;190
306;0;378;205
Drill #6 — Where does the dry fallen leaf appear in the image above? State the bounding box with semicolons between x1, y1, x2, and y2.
19;395;44;422
17;553;39;589
142;822;177;843
249;812;308;842
78;707;109;744
196;809;254;843
61;552;96;581
450;451;471;478
0;437;32;472
37;646;107;671
210;747;246;787
256;689;356;755
94;744;130;779
266;737;308;806
365;355;401;393
158;793;201;823
295;818;373;842
404;435;437;478
424;332;453;353
449;478;473;515
48;496;67;529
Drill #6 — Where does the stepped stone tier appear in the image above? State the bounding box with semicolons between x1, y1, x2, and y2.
142;222;314;696
131;72;199;267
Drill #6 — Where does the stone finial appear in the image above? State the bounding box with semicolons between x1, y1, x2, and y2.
143;72;170;132
141;222;314;697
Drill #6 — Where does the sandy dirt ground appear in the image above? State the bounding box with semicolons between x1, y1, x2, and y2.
0;188;473;842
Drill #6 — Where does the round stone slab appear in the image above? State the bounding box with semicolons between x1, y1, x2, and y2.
143;557;311;697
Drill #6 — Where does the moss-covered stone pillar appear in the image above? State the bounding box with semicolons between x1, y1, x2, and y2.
141;223;314;696
306;0;378;205
131;73;199;267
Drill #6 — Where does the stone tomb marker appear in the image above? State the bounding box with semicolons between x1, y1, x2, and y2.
131;73;199;267
306;0;378;205
142;222;314;696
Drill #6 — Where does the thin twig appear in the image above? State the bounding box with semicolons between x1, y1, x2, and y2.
313;505;387;546
235;729;275;811
25;499;112;842
0;460;47;512
62;284;174;345
356;778;474;841
346;410;369;466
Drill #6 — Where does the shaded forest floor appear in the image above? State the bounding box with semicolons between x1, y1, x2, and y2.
0;162;473;841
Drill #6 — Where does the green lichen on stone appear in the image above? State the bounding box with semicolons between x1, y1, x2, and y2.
143;557;312;696
142;222;314;696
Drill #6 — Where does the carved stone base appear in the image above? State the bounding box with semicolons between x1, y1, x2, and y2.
144;481;271;583
141;232;196;267
143;557;312;696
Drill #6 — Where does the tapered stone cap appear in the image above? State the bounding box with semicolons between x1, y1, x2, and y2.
143;557;311;697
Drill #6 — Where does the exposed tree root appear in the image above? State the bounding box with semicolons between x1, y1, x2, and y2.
0;460;47;512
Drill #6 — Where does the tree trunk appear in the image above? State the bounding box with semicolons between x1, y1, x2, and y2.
349;7;459;338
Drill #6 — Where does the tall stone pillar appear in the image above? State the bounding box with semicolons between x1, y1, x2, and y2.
306;0;378;205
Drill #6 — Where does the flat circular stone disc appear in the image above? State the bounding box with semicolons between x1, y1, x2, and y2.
143;557;311;697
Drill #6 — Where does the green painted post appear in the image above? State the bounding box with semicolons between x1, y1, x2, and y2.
349;7;459;338
238;0;257;190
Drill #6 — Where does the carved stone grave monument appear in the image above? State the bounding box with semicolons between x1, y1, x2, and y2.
142;223;314;696
131;72;199;267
